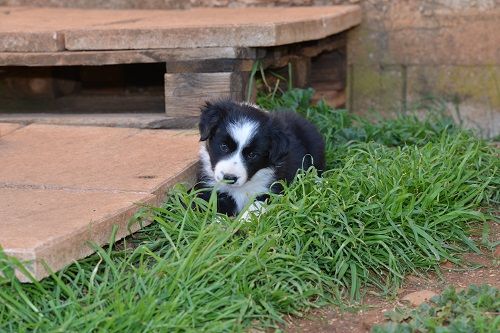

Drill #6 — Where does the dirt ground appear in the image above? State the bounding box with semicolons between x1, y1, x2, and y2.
284;222;499;333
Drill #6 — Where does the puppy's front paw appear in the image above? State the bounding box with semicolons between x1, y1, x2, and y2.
239;201;266;222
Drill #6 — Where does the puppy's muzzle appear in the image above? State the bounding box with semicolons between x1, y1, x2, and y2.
222;173;239;185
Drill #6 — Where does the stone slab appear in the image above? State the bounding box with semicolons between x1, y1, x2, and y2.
0;113;198;129
66;6;362;50
1;188;155;281
0;124;199;193
2;0;189;10
0;6;361;52
0;122;23;137
0;124;200;281
0;6;160;52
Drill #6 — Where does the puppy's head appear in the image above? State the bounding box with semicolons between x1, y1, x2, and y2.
199;101;285;187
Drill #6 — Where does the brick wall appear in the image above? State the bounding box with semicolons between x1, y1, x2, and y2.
345;0;500;137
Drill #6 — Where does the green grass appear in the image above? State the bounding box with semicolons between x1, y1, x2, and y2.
372;284;500;333
1;88;498;332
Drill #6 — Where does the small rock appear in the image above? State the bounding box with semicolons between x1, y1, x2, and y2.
401;290;437;307
494;245;500;258
441;260;454;269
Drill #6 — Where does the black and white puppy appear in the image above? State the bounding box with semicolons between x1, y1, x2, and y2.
195;100;325;216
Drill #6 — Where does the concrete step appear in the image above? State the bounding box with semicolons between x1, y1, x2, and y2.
0;6;361;52
0;123;199;281
0;113;198;129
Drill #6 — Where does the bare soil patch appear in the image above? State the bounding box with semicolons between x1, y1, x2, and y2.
284;222;499;333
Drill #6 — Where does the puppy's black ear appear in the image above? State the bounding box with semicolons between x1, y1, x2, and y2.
199;101;224;141
268;117;290;165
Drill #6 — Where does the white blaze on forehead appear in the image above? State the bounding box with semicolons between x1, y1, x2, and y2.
228;120;259;148
213;120;259;186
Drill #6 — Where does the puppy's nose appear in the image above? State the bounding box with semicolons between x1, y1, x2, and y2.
222;174;238;184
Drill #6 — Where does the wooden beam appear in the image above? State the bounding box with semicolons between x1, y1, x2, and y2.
167;59;255;73
0;48;257;67
164;72;245;117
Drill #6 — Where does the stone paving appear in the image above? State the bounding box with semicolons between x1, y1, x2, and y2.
0;123;199;281
0;6;361;52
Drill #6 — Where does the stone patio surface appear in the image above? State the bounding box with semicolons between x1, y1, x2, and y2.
0;5;361;51
0;123;199;281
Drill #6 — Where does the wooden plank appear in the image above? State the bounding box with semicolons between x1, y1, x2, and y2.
291;56;312;88
0;48;254;66
0;34;344;68
3;67;80;99
164;72;244;117
0;93;165;114
310;49;346;88
259;33;347;69
167;59;255;73
0;31;65;52
298;33;347;58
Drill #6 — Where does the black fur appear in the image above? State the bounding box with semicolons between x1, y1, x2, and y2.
195;100;325;216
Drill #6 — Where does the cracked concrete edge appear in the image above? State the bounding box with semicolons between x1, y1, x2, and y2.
6;193;156;282
0;123;27;138
150;159;199;206
0;181;151;195
1;159;199;282
1;6;362;51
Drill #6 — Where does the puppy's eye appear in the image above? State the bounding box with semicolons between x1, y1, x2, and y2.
247;151;258;159
219;143;229;152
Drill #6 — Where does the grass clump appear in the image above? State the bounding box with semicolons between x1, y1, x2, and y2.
0;88;498;332
261;134;495;299
372;284;500;333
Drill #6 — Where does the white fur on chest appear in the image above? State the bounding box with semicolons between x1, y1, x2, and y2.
199;143;275;212
218;167;275;212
